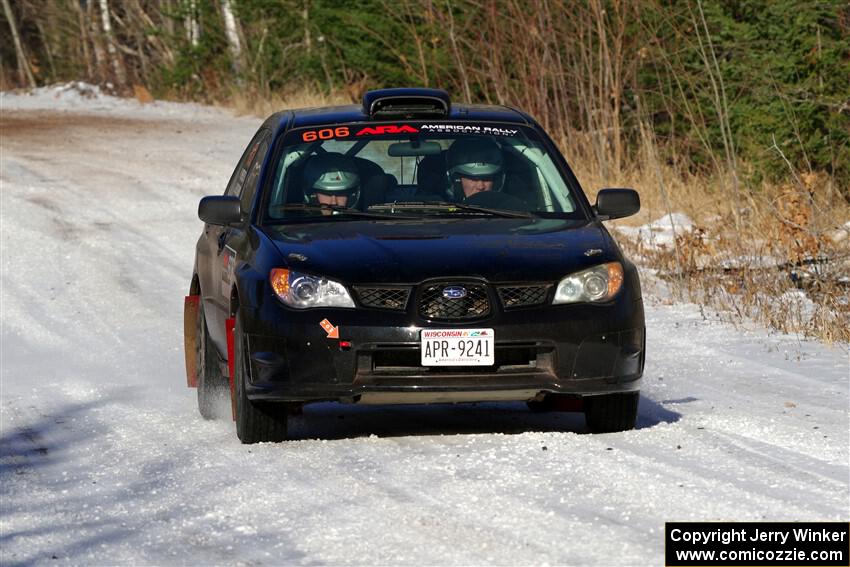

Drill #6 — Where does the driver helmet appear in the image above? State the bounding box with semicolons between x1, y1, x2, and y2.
303;152;360;207
446;138;504;199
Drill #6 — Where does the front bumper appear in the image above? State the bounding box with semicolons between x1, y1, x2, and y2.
240;284;645;405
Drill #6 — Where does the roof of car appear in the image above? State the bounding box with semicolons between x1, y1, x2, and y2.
269;103;533;132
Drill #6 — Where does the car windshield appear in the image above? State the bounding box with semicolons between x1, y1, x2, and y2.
263;122;585;222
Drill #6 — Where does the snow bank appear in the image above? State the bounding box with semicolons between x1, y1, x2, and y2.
828;220;850;244
615;212;694;249
1;81;230;121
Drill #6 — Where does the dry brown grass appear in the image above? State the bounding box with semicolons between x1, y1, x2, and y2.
571;138;850;344
224;86;351;118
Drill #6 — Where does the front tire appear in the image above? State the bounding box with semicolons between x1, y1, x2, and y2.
197;305;229;420
234;311;288;443
584;392;639;433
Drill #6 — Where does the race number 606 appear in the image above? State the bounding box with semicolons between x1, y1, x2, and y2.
302;127;350;142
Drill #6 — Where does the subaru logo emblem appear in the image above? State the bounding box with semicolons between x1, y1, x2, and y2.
442;286;467;299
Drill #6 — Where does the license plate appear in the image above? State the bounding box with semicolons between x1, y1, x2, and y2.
421;329;495;366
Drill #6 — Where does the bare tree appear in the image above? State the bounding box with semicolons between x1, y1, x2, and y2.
220;0;244;75
303;0;311;54
74;1;94;80
692;0;743;231
446;6;470;103
2;0;36;87
98;0;127;86
185;0;200;48
88;0;108;83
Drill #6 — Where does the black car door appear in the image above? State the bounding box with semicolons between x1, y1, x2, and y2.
197;128;269;348
207;130;271;350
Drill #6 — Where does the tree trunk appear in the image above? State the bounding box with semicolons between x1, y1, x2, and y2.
99;0;127;86
162;0;175;37
133;0;174;66
445;6;470;103
89;1;108;83
185;0;199;48
1;0;36;87
34;18;57;81
220;0;243;76
74;0;94;79
303;0;311;54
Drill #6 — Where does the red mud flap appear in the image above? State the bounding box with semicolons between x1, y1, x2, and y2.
183;295;200;387
226;317;236;420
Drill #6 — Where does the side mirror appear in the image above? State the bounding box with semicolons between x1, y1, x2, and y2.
198;196;241;226
595;188;640;220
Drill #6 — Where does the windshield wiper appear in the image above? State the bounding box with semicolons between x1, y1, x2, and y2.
368;201;536;219
272;203;416;220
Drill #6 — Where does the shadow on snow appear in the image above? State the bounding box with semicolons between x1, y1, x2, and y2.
277;393;681;441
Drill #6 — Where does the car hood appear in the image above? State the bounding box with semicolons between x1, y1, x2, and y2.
263;218;615;284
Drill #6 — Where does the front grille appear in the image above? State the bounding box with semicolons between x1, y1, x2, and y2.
368;343;555;374
497;285;551;309
354;286;411;311
418;283;490;320
373;346;535;372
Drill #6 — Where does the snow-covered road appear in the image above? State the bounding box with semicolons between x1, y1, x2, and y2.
2;88;848;566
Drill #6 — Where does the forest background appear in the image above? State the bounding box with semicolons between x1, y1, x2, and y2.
3;0;850;341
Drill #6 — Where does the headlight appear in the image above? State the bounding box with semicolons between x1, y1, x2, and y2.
269;268;355;308
553;262;624;304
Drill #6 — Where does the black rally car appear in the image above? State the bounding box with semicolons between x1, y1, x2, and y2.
183;88;645;443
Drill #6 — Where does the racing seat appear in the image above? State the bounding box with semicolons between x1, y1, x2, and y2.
501;151;542;209
415;153;450;200
352;156;384;184
359;173;397;209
